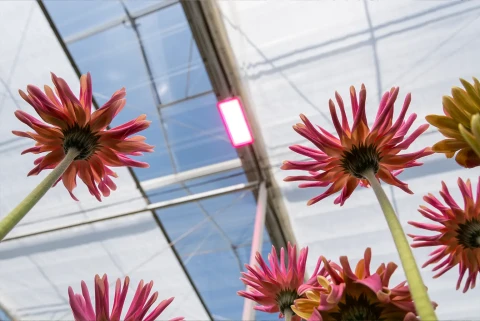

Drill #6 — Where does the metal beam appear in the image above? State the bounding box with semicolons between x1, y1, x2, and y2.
181;0;295;251
2;181;258;242
241;181;267;321
141;158;242;191
0;301;17;321
63;0;179;44
157;89;214;110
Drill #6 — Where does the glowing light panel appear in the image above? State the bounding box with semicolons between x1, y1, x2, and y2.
217;97;254;147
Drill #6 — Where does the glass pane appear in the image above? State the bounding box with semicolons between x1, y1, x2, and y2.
137;4;211;104
184;168;248;194
43;0;124;39
162;93;238;172
186;45;212;97
123;0;168;13
146;183;188;203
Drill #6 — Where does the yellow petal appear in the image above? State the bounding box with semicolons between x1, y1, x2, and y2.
432;139;467;153
460;123;480;159
425;114;458;130
442;96;471;127
316;276;331;291
473;77;480;97
291;305;314;320
437;127;464;140
455;146;480;168
460;78;480;109
452;87;480;116
292;298;318;320
306;290;321;302
471;114;480;141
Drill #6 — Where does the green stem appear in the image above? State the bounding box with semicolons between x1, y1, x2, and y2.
284;308;293;321
363;169;437;321
0;148;79;241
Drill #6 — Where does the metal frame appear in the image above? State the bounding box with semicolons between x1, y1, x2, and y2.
3;181;257;242
63;0;179;44
0;301;16;321
180;0;294;253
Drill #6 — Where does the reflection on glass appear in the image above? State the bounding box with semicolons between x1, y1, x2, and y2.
137;4;212;104
162;93;238;172
123;0;168;13
44;0;124;39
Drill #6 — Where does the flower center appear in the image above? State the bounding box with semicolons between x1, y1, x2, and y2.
331;293;384;321
341;144;381;178
456;218;480;249
275;289;299;315
62;124;100;160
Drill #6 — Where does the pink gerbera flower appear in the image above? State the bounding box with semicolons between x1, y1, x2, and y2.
237;243;324;321
409;177;480;292
68;274;183;321
292;248;436;321
281;85;432;206
13;72;153;201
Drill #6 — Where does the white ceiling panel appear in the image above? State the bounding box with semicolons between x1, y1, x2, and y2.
219;0;480;318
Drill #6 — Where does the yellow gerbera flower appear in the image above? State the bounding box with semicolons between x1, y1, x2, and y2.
426;77;480;168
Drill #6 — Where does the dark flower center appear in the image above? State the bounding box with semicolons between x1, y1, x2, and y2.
62;124;100;160
331;293;384;321
275;289;299;315
456;218;480;249
341;144;381;178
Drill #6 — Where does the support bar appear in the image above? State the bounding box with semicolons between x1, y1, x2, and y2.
241;181;267;321
2;181;258;242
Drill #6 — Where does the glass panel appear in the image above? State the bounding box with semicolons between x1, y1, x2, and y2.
145;169;247;205
43;0;124;39
162;93;238;172
184;168;248;194
146;183;188;203
186;45;213;97
137;4;212;104
123;0;168;13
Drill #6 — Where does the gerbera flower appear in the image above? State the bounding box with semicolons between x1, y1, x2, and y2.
68;274;184;321
426;77;480;168
292;248;434;321
281;85;432;206
238;243;325;321
409;177;480;292
13;72;153;201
